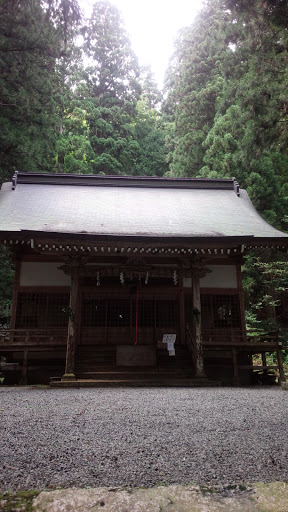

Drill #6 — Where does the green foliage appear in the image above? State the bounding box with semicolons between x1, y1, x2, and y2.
242;251;288;335
139;65;163;110
165;0;288;228
82;1;140;108
0;1;58;180
0;490;40;512
254;259;288;294
0;0;168;178
56;134;96;173
0;247;14;306
64;0;141;175
164;1;232;176
0;0;83;181
134;99;170;176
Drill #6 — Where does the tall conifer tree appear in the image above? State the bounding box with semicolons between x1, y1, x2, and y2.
0;0;58;180
81;0;141;174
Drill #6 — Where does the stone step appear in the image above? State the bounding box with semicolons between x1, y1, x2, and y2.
50;378;222;388
76;370;195;380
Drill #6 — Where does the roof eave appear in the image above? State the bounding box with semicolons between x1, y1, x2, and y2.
0;230;276;245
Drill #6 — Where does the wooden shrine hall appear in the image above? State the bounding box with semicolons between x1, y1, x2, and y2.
0;172;287;386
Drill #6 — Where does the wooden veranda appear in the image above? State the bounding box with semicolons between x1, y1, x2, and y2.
0;323;285;387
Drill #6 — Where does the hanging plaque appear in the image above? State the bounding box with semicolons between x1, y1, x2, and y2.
162;334;176;344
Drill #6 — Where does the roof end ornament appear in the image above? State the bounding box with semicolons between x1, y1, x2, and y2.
233;177;240;197
12;171;18;190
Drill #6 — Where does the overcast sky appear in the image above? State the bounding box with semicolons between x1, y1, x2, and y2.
79;0;204;88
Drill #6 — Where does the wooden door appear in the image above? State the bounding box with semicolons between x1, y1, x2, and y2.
80;287;180;346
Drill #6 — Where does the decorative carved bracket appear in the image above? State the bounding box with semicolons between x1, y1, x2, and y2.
125;255;148;267
181;256;212;279
58;255;88;275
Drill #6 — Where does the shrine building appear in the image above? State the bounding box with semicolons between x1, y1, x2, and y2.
0;172;287;386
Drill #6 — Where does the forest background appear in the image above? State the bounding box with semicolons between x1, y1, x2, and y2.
0;0;288;343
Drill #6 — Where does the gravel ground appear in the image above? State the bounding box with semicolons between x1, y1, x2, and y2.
1;387;288;492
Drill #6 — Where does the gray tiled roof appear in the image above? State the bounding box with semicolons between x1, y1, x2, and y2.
0;175;287;241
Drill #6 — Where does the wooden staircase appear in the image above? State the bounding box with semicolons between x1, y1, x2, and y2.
75;345;117;379
50;345;220;387
157;346;195;378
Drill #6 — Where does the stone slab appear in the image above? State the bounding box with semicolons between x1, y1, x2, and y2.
32;482;288;512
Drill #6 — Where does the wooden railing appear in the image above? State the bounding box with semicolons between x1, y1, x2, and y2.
202;328;245;344
246;329;280;344
0;329;67;345
185;326;286;385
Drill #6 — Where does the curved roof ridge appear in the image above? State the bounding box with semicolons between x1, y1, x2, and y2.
11;172;239;191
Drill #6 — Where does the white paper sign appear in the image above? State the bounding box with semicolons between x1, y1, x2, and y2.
162;334;176;356
162;334;176;344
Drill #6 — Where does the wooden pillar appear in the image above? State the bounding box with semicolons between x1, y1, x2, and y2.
20;348;29;385
9;258;21;342
192;269;206;378
179;275;186;345
261;352;268;380
232;347;239;386
62;264;80;381
237;262;247;342
276;344;286;384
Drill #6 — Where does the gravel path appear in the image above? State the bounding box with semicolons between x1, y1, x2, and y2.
1;387;288;492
